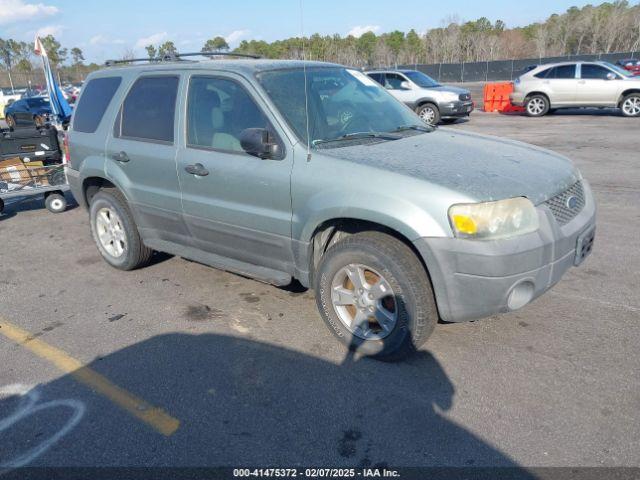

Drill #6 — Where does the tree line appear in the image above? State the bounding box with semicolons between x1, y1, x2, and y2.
231;1;640;66
0;35;95;89
1;1;639;89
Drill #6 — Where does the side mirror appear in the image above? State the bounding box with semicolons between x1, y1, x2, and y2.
606;72;617;80
240;128;281;159
400;81;412;90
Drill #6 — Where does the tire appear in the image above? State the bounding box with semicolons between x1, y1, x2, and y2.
620;93;640;117
44;192;67;213
315;231;438;361
525;94;549;117
416;103;440;125
0;198;4;214
34;115;45;127
5;114;15;129
89;188;153;270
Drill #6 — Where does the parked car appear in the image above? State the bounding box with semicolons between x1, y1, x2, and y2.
67;59;595;360
4;96;52;128
366;69;473;124
616;58;640;76
511;61;640;117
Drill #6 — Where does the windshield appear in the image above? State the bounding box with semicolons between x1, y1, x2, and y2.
257;67;428;147
602;62;633;77
403;71;440;88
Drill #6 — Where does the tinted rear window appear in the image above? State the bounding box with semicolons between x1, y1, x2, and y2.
116;76;178;143
535;65;575;79
73;77;121;133
367;73;384;84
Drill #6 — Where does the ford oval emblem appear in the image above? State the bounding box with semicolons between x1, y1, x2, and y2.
566;196;579;209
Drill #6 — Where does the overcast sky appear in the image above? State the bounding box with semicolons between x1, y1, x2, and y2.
1;0;632;63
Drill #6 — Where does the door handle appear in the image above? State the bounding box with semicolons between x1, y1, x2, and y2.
184;163;209;176
111;151;129;163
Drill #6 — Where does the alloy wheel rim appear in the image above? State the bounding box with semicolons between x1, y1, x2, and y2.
527;98;545;115
419;107;436;124
622;97;640;116
50;198;63;210
95;207;127;258
330;263;398;340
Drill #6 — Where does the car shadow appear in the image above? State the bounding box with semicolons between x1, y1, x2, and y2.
0;330;537;477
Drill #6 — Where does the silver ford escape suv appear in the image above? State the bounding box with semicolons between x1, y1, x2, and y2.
366;69;473;124
66;54;596;360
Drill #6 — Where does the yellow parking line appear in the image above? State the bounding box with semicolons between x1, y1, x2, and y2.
0;317;180;436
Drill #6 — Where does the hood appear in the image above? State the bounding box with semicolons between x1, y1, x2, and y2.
320;129;579;205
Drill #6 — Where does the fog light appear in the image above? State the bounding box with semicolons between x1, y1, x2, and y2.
507;281;534;310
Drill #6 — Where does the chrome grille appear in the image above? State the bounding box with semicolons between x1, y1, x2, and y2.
544;181;585;225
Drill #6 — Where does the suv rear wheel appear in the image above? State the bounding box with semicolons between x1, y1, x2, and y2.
620;93;640;117
315;231;437;361
525;94;549;117
416;103;440;125
89;188;153;270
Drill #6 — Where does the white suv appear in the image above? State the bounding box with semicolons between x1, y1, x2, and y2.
511;61;640;117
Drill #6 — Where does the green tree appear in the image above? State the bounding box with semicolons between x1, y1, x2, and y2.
356;31;377;66
404;29;424;64
70;47;84;65
40;35;67;66
157;41;177;58
385;30;406;63
0;38;21;90
145;45;157;60
202;36;229;52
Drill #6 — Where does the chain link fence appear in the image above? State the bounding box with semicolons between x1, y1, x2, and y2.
397;51;637;83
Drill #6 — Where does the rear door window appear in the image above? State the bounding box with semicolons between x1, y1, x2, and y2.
535;65;576;79
115;75;179;143
73;77;122;133
367;73;384;85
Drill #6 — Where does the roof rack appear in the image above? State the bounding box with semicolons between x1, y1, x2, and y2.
105;51;262;67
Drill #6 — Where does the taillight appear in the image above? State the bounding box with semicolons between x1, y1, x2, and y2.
62;133;70;165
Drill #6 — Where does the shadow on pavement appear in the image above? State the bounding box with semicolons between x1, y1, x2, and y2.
0;331;536;477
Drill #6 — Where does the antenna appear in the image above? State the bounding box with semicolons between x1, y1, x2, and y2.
300;0;312;162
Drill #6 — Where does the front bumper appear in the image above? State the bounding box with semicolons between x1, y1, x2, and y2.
413;181;596;322
439;100;474;118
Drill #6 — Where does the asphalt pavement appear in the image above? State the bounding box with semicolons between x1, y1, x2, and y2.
0;110;638;474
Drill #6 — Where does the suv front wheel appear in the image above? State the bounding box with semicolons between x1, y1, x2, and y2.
620;93;640;117
90;188;153;270
315;231;438;361
416;103;440;125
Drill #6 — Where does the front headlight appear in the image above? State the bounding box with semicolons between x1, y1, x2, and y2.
448;197;539;240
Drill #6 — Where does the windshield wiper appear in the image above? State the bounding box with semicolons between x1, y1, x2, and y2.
391;124;435;133
312;131;402;146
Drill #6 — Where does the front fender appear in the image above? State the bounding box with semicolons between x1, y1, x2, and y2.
294;188;449;245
